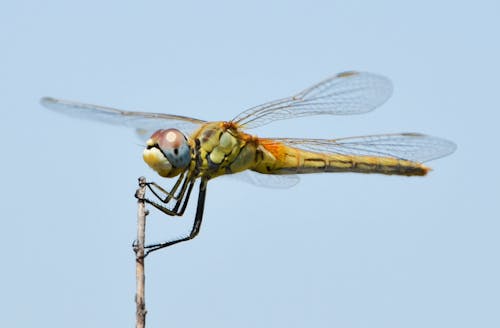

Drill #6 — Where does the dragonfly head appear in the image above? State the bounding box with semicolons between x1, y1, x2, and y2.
143;129;191;178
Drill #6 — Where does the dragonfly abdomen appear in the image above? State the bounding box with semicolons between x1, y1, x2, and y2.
322;155;428;176
255;143;429;176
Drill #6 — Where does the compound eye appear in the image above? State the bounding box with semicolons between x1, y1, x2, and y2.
154;129;191;169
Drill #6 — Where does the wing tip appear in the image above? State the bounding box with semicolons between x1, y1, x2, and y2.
401;132;457;161
40;96;58;107
336;71;359;78
419;135;457;162
438;139;458;159
337;70;394;102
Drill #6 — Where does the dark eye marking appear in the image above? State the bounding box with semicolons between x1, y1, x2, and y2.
174;148;179;155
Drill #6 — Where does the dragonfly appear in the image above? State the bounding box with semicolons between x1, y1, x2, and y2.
41;71;456;255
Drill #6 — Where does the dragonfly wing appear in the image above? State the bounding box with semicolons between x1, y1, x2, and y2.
223;170;300;189
41;97;206;140
232;71;393;129
269;133;457;163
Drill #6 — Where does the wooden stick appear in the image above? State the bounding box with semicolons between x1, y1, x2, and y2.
134;177;148;328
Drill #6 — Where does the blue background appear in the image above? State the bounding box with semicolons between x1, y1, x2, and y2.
2;1;499;327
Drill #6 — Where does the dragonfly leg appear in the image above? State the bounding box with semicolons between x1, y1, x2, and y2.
137;171;191;211
171;171;202;214
145;171;185;204
141;175;195;217
144;179;208;256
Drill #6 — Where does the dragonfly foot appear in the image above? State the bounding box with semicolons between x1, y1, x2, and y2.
132;240;148;259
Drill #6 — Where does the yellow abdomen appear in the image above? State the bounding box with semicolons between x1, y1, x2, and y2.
253;140;428;176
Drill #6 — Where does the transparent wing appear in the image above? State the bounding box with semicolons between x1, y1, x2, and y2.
41;97;206;141
267;133;457;163
232;71;393;129
224;170;300;189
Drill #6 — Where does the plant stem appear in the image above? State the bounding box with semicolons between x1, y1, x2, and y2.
135;177;148;328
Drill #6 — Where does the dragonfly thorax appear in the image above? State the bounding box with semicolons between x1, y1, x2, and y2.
143;128;191;178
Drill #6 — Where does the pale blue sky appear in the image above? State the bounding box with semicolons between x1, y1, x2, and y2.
2;1;499;327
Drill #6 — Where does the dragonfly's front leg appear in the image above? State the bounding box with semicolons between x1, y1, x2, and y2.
138;174;194;218
142;177;195;217
145;171;186;204
144;178;208;256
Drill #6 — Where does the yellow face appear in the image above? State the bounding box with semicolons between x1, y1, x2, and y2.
142;129;191;178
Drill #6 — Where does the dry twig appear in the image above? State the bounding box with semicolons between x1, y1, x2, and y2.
134;177;148;328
